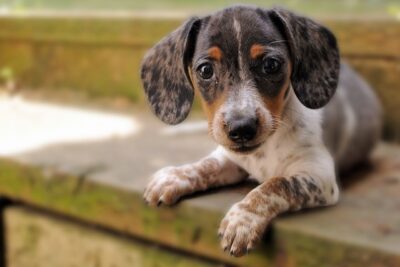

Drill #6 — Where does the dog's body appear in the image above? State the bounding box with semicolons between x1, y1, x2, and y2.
141;6;381;256
323;64;381;172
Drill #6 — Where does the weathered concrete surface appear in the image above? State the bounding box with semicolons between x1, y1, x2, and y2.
5;207;217;267
0;99;400;266
6;97;216;195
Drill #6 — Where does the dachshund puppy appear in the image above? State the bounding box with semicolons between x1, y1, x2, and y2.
141;5;382;256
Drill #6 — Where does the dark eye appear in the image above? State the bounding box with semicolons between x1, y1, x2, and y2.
262;57;281;74
197;63;214;80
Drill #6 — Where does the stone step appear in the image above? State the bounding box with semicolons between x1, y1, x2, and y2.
0;100;399;266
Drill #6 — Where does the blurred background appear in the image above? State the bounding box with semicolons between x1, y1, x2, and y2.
0;1;399;267
0;0;399;16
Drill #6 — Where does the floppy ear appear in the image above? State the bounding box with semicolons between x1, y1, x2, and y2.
140;17;201;124
269;8;340;109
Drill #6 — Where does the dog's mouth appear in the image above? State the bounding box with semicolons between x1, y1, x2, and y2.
229;143;262;153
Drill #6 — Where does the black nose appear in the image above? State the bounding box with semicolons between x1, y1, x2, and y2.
227;117;258;143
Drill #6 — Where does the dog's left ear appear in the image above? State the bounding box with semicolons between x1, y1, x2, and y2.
269;8;340;109
141;17;201;124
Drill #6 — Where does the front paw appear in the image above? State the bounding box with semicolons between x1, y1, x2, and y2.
143;167;192;206
218;203;268;257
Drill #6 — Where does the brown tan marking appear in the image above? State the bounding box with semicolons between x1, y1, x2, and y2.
189;68;228;138
188;67;225;123
200;91;227;123
262;63;292;122
208;46;223;61
250;44;266;59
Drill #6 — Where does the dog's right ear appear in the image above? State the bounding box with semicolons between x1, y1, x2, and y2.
140;17;201;125
269;8;340;109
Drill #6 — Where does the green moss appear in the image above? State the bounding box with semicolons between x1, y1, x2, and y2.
275;226;400;267
0;159;272;266
7;207;217;267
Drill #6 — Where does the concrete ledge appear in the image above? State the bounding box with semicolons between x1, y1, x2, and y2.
0;103;399;266
1;145;400;266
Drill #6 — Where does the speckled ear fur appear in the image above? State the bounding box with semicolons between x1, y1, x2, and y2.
140;17;201;125
270;8;340;109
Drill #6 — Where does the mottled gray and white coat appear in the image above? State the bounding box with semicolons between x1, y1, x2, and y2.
141;5;382;257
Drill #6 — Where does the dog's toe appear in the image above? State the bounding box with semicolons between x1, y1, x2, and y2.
143;166;193;206
219;203;268;257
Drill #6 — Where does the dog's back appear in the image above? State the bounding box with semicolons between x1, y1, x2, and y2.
323;63;382;173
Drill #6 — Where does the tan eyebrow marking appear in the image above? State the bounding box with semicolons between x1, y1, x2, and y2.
208;46;223;61
250;44;266;59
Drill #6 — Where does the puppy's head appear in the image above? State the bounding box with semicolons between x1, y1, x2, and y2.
141;6;340;154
